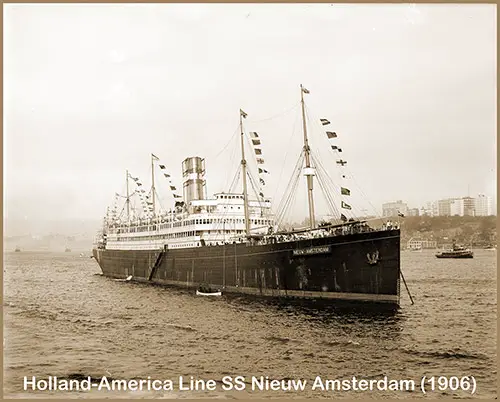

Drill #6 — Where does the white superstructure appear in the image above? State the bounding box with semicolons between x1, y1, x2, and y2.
102;192;274;251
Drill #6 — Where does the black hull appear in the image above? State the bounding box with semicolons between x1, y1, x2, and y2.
92;229;401;308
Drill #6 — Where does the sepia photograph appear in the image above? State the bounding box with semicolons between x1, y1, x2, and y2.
4;2;497;398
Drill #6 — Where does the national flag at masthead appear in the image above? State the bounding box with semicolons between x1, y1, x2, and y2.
240;109;248;119
151;153;159;161
302;86;310;94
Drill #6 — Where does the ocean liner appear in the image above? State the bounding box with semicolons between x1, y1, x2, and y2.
92;86;401;308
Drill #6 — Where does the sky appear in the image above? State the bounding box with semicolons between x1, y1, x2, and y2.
4;3;497;231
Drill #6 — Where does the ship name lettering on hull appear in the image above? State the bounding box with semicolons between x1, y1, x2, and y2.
292;246;331;256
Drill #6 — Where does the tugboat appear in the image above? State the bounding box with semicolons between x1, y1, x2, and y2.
435;240;473;259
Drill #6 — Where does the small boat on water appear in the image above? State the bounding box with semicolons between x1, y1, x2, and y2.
14;246;21;252
196;290;222;296
435;241;473;259
65;247;71;252
114;275;133;282
196;285;222;296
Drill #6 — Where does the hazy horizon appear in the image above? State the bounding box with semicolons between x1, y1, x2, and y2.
4;4;497;232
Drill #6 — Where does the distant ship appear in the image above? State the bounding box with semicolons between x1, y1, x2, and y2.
14;246;21;252
92;86;402;309
435;241;474;259
65;247;71;253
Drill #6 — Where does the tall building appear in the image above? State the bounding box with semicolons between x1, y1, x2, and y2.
438;199;452;216
420;201;438;217
450;197;475;216
382;200;408;217
475;194;494;216
408;208;420;217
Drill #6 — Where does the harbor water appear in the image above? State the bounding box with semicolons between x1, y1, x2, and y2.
3;249;497;398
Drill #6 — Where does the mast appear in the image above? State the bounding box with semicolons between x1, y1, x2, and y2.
300;84;316;229
239;109;251;237
151;154;156;217
126;169;130;222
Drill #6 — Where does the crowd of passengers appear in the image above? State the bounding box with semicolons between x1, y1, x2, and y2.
206;220;400;246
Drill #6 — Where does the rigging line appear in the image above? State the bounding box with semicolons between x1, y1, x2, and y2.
310;153;337;217
247;102;300;124
272;106;301;203
276;152;304;226
274;150;304;221
213;123;240;160
220;132;239;193
247;172;261;205
275;148;304;215
311;152;338;205
314;171;336;220
278;151;305;223
154;187;166;215
248;171;271;221
246;168;261;201
314;157;344;221
284;171;302;226
280;167;303;228
309;154;335;218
